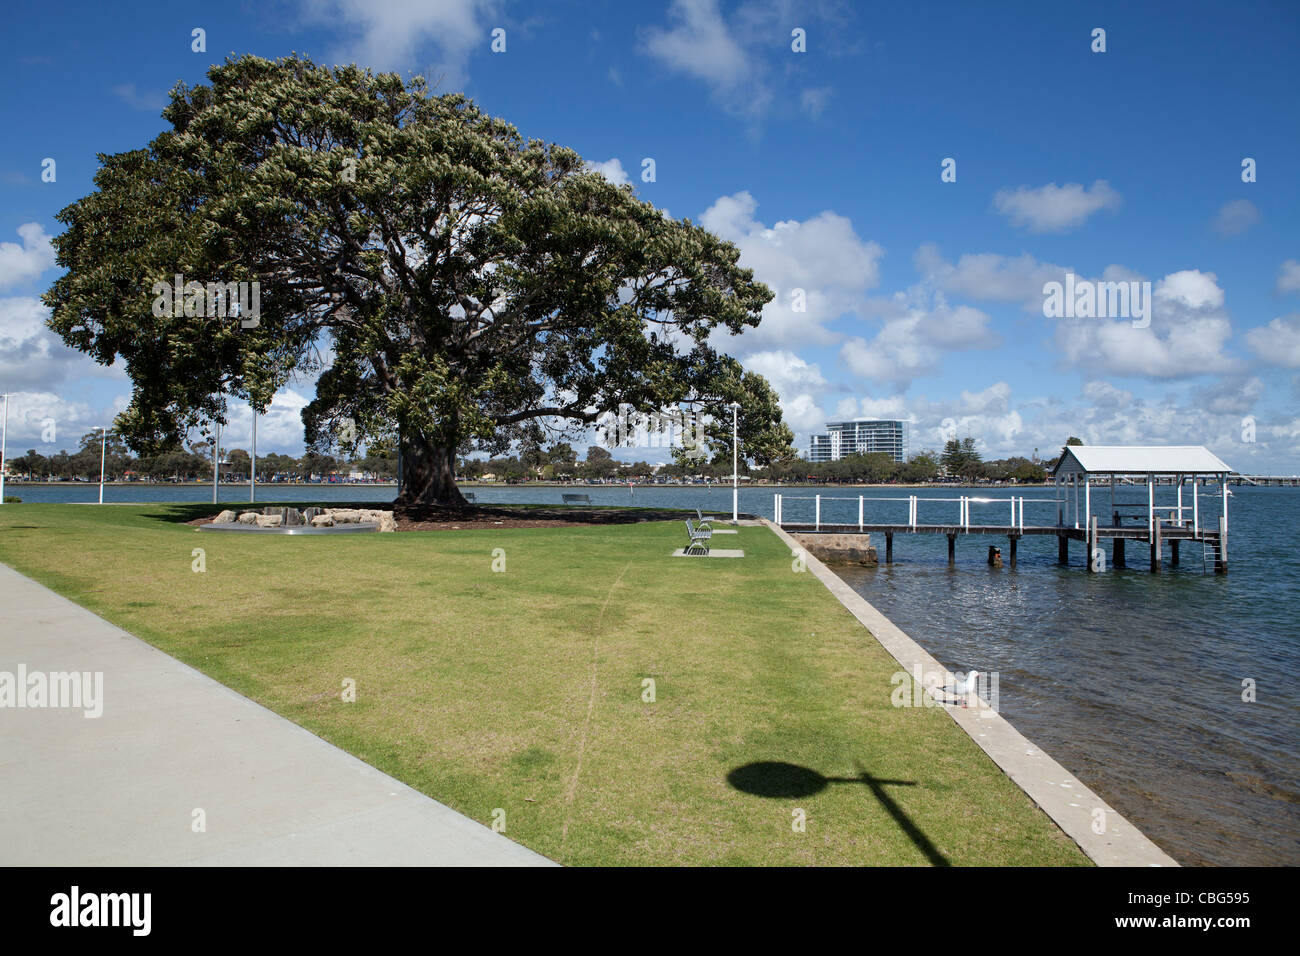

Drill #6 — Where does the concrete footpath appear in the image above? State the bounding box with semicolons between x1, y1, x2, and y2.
0;561;553;866
765;520;1177;867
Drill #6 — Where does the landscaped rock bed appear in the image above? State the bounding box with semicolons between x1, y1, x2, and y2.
192;505;728;532
202;506;396;532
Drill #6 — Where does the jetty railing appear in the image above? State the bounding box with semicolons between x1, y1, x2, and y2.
774;493;1034;532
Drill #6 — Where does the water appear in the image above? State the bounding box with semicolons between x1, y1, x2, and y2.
819;485;1300;867
8;480;1297;864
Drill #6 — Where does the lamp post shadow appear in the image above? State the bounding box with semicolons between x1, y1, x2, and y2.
726;760;950;867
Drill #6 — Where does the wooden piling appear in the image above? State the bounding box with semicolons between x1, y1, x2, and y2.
1150;519;1162;573
1008;535;1017;569
885;531;893;565
1170;540;1180;567
1058;534;1068;565
947;533;956;566
1113;536;1126;568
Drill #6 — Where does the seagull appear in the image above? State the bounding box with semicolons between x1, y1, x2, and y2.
944;670;981;708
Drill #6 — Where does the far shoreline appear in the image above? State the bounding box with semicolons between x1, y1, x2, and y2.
3;478;1052;491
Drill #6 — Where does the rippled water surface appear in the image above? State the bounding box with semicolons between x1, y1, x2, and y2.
825;486;1300;867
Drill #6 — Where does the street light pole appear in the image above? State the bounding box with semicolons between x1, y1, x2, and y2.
97;426;107;504
212;420;220;505
250;410;257;504
0;393;9;505
729;401;740;523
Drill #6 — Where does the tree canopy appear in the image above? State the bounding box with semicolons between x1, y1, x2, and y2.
44;53;794;506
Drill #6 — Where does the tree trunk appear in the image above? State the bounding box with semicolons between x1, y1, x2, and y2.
396;431;467;509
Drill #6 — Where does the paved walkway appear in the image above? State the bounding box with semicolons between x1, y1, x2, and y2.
0;562;553;866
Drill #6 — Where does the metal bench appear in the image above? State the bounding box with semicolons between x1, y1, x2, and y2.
684;518;712;555
561;493;592;505
694;508;715;529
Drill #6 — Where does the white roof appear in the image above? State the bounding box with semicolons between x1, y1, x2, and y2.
1054;445;1233;476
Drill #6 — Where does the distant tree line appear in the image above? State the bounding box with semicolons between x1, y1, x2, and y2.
761;440;1047;485
7;431;1069;485
4;432;398;482
459;435;1054;484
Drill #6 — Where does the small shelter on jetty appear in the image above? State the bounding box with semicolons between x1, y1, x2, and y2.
1051;445;1234;571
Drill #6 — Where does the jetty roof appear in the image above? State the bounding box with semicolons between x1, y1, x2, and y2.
1053;445;1234;478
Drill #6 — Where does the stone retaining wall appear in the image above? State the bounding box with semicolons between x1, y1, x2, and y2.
788;531;877;565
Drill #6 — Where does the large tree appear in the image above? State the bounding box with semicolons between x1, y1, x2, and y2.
43;54;792;507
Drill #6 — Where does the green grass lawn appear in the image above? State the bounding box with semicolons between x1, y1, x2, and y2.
0;502;1088;866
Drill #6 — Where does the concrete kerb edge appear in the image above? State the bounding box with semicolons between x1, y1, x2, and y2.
763;518;1177;867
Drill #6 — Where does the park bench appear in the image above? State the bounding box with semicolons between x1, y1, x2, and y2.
694;507;716;529
562;493;592;505
684;518;712;555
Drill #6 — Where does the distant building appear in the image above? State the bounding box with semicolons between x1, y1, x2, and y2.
808;420;908;463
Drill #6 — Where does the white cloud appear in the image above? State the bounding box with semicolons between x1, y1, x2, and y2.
700;191;883;350
640;0;847;122
1211;199;1261;237
776;392;827;436
838;394;910;421
916;246;1237;381
839;296;998;390
1245;314;1300;368
1080;379;1134;409
0;297;70;389
1192;376;1264;416
800;86;832;118
112;84;166;113
876;380;1280;468
0;296;126;396
586;158;630;186
1156;269;1224;310
1053;270;1236;379
299;0;500;87
742;349;827;394
914;244;1070;307
740;350;829;436
0;391;98;450
991;180;1122;233
219;390;314;451
641;0;768;116
954;381;1013;415
1277;259;1300;295
0;223;57;291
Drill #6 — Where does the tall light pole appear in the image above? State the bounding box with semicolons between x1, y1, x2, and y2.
250;409;257;504
97;426;108;504
729;401;740;523
212;420;221;505
0;393;9;505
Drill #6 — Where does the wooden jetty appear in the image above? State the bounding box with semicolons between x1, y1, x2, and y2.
776;445;1233;573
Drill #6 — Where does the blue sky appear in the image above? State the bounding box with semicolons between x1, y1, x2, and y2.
2;0;1298;470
